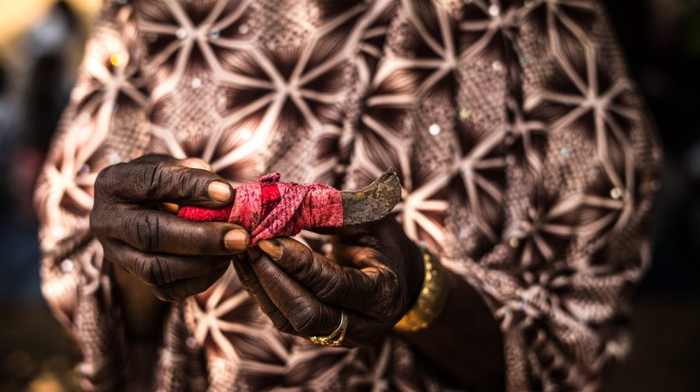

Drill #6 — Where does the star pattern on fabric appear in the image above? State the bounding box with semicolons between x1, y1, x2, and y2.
188;269;291;372
143;0;397;184
504;184;579;269
350;0;462;251
35;1;661;391
139;0;261;183
479;1;650;388
148;112;262;185
522;0;598;52
458;0;520;62
214;1;381;148
139;0;255;86
525;42;640;235
504;97;549;174
449;119;508;244
346;339;393;391
37;12;147;247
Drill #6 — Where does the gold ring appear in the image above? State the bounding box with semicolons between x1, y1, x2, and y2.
309;311;347;347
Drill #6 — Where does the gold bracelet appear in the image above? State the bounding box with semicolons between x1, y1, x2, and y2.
394;246;450;333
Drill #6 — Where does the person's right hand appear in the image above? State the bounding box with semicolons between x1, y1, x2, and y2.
90;154;249;302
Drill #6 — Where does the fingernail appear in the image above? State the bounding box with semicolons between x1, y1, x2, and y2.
161;202;180;214
208;181;232;202
259;240;283;260
224;229;249;252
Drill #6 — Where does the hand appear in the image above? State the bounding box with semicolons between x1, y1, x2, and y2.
90;154;250;302
233;217;426;347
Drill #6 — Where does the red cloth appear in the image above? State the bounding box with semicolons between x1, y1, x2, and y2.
179;173;343;246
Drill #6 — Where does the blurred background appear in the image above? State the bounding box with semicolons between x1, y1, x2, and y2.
0;0;698;391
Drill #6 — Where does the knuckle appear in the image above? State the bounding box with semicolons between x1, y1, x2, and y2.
174;167;207;201
151;256;173;285
124;213;160;251
288;300;318;334
133;255;157;286
314;272;346;302
141;162;167;199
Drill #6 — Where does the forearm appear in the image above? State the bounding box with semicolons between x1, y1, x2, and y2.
398;271;505;392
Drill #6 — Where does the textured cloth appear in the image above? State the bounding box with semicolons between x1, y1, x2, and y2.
35;0;662;391
179;173;343;246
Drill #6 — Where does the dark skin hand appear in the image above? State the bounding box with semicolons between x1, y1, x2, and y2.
90;155;250;338
91;155;504;390
237;218;506;391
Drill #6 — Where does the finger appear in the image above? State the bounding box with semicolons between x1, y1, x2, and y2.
152;265;229;302
330;241;386;269
328;239;368;267
330;217;411;271
95;207;249;254
160;158;214;214
250;251;379;346
230;249;294;334
179;157;213;171
96;157;232;206
249;250;340;336
129;155;212;171
258;238;400;316
102;239;232;286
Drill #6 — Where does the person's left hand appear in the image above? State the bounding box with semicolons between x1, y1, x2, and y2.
232;217;426;347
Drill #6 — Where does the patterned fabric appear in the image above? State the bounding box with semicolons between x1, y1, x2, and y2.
179;172;344;246
35;0;661;391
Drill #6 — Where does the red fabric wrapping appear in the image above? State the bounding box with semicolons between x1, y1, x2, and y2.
179;173;343;246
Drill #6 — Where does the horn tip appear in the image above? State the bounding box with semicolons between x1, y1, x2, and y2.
340;167;402;225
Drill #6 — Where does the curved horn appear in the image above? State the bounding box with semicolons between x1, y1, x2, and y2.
340;168;402;225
